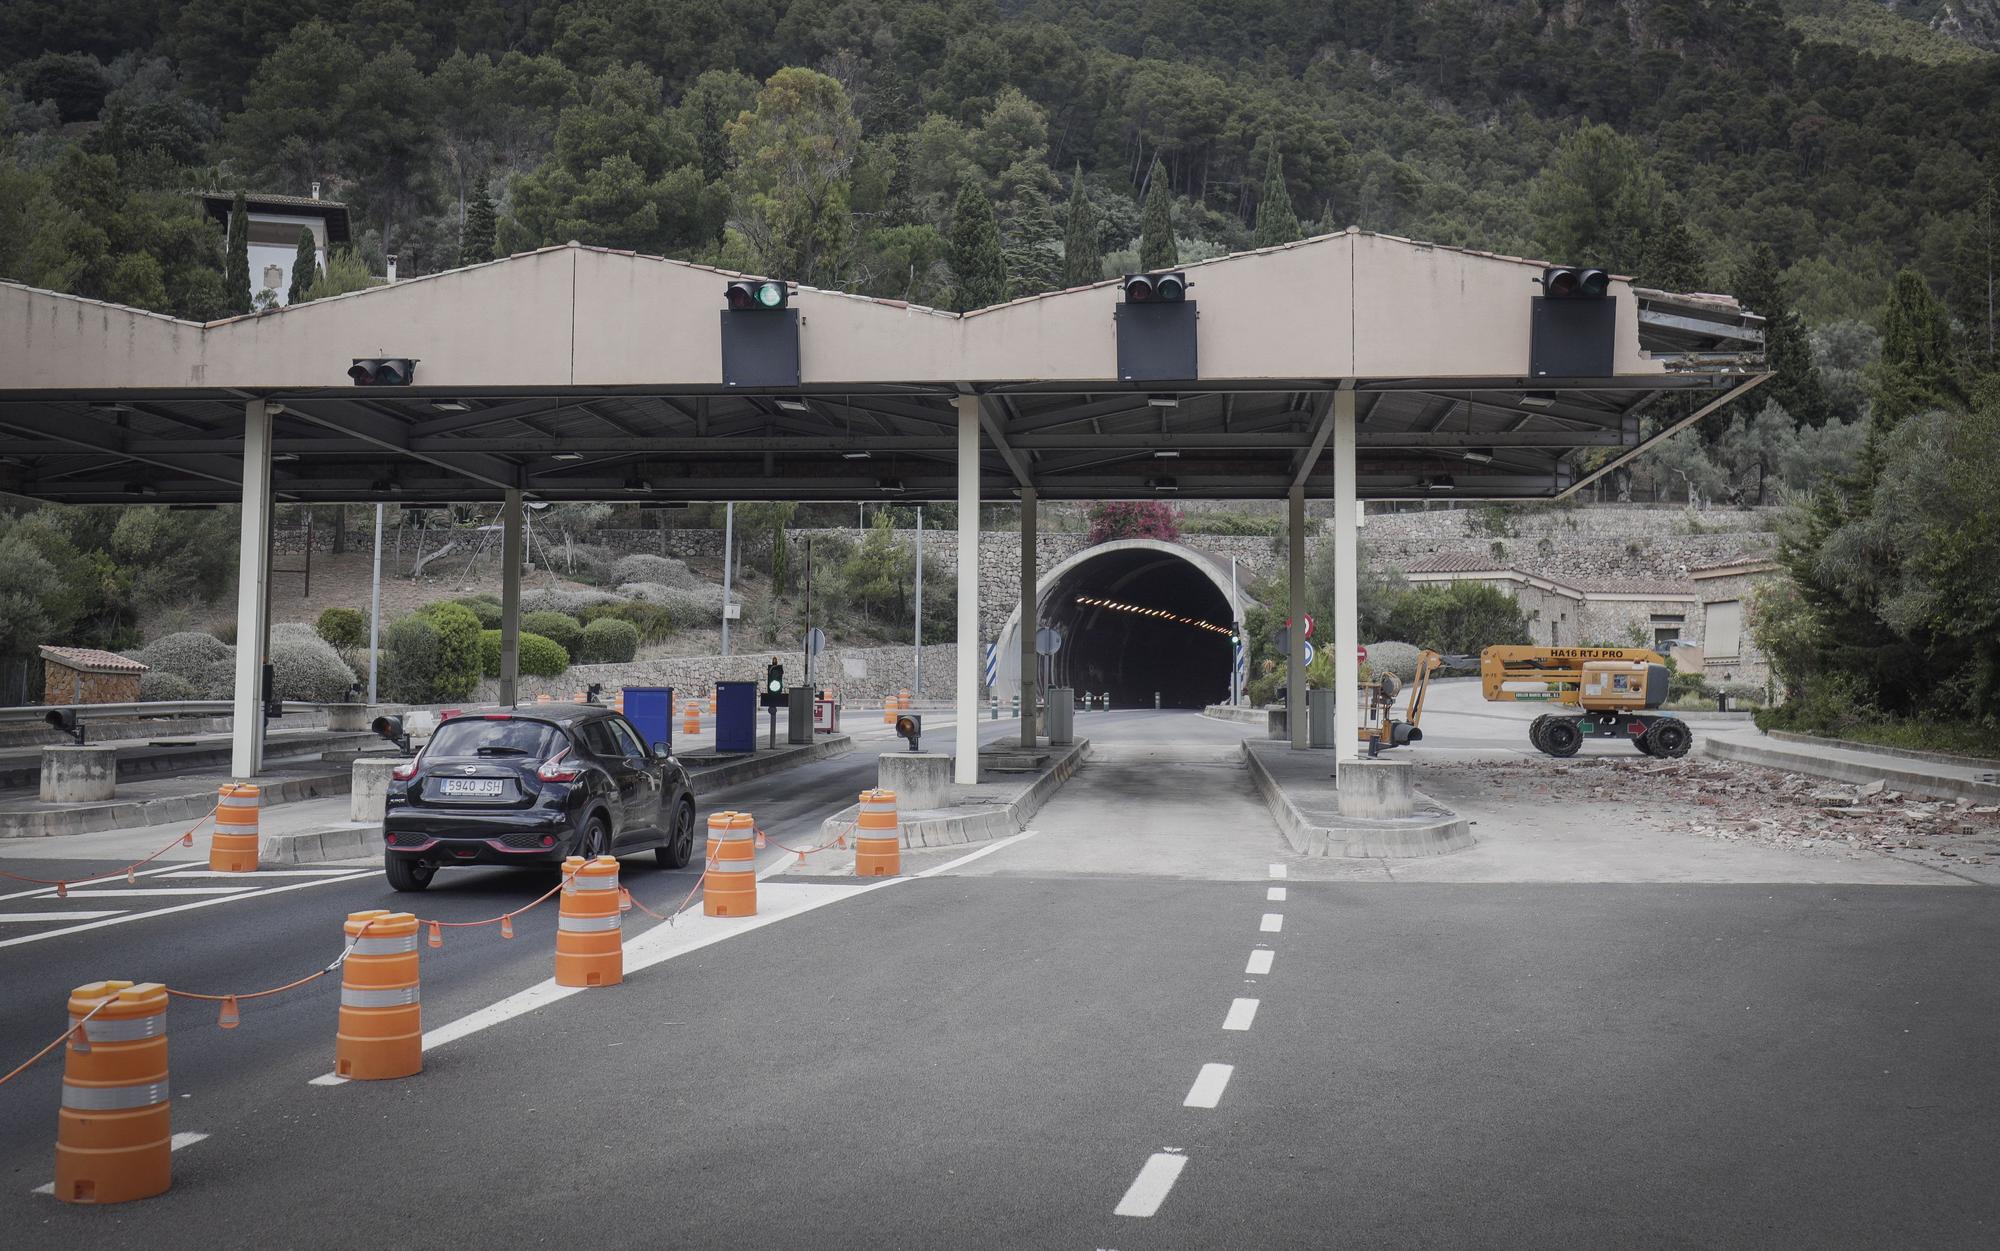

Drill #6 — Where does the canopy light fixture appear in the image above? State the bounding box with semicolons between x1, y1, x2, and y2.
877;478;906;494
429;399;471;413
1519;393;1557;410
551;452;585;462
1153;449;1181;459
841;450;873;460
775;398;811;412
1461;449;1495;464
270;452;298;463
1148;476;1180;492
1147;395;1179;408
725;278;789;311
1427;474;1456;492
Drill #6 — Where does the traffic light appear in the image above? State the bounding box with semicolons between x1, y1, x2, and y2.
1121;271;1187;303
726;278;789;311
894;713;922;752
348;357;417;386
765;660;785;695
1539;266;1610;300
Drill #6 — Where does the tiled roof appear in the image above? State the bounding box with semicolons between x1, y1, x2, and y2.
1404;553;1511;574
38;646;149;673
1561;578;1697;597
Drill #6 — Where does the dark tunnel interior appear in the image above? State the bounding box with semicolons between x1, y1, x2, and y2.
1035;550;1235;710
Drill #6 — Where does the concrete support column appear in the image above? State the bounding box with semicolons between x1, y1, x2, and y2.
1018;485;1038;747
230;399;274;779
953;394;981;786
1332;390;1360;759
497;488;524;706
1287;483;1306;750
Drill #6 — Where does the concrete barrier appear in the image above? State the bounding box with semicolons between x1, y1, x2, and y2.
1336;759;1414;818
326;703;370;732
350;758;400;822
39;746;117;803
878;752;953;810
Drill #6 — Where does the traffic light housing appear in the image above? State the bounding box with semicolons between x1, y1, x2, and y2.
894;713;922;752
1530;266;1615;378
349;357;417;386
1116;273;1197;382
725;278;789;310
1539;267;1610;300
761;659;787;708
1121;272;1187;303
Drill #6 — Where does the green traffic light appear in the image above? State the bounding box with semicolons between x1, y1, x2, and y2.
756;281;784;308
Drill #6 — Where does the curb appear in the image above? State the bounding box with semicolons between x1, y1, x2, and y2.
1703;734;2000;805
1763;728;2000;772
1201;705;1268;726
261;823;381;866
0;769;354;840
1240;742;1474;859
819;739;1094;850
692;734;854;793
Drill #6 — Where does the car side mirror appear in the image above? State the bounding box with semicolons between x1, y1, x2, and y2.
651;742;669;758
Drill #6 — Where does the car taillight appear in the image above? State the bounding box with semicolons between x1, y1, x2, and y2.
391;752;423;782
537;748;581;783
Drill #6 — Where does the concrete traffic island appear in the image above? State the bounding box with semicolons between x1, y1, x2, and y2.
39;746;117;803
817;739;1093;852
1242;740;1473;858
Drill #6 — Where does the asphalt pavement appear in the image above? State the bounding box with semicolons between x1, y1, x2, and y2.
2;707;1996;1248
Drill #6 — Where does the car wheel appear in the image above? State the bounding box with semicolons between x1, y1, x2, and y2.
577;814;611;861
1541;718;1583;758
386;857;434;892
1650;719;1693;759
656;801;696;870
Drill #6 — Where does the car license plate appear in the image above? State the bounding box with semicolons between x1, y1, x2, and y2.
441;778;504;797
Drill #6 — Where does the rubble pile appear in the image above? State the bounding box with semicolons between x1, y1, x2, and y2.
1462;757;2000;866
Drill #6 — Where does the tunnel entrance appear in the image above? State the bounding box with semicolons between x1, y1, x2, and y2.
1029;544;1239;710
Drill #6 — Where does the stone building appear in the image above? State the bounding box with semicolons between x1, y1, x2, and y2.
39;646;148;705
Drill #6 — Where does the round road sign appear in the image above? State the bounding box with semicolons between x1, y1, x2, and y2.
1034;627;1063;656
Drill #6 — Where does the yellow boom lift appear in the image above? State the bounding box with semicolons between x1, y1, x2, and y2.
1477;645;1692;758
1359;648;1442;756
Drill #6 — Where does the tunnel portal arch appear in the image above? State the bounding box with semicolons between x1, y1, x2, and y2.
995;539;1257;710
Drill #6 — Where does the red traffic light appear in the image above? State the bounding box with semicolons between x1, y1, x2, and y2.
349;357;417;385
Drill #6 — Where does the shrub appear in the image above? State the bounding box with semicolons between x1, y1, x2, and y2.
617;582;718;620
521;610;583;655
1668;670;1712;702
139;671;197;702
576;617;640;664
268;629;359;703
415;601;483;700
129;631;235;698
477;630;571;678
1361;641;1422;682
382;615;441;703
452;596;503;629
315;607;367;649
609;553;704;587
563;543;621;585
521;587;620;615
579;599;674;644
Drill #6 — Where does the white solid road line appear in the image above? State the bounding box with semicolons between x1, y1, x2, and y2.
1267;886;1287;901
1268;863;1288;878
0;871;373;950
159;868;360;878
1183;1063;1234;1109
0;861;186;904
310;832;1043;1085
1114;1152;1189;1217
54;886;261;897
1223;998;1260;1030
1245;949;1274;976
0;911;126;922
1260;913;1284;933
32;1132;208;1195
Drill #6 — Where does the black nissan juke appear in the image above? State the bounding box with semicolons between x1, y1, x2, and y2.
379;705;697;891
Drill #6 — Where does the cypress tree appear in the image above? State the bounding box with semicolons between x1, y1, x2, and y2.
1732;244;1829;428
1872;268;1961;431
1139;158;1178;271
1640;202;1704;293
287;228;319;305
1060;165;1101;287
1003;185;1063;298
225;190;251;314
948;176;1008;311
1251;145;1300;248
460;186;497;266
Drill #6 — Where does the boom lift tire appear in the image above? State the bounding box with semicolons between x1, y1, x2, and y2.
1529;713;1553;754
1647;718;1693;759
1540;717;1583;758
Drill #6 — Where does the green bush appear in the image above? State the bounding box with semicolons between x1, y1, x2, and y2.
1668;670;1712;702
269;624;359;702
579;599;674;644
139;671;196;701
521;611;583;655
315;607;367;649
1361;641;1422;682
129;631;235;698
382;615;441;703
576;617;640;664
478;630;571;678
453;595;503;628
415;601;483;700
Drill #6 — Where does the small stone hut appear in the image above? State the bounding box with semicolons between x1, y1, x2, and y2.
39;645;148;705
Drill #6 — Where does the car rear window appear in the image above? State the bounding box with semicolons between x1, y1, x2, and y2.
426;717;561;759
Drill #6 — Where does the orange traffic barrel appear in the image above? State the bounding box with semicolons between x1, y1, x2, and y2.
53;980;171;1205
882;696;896;724
855;789;901;877
703;811;757;917
334;910;421;1081
612;689;625;714
683;700;701;735
209;783;259;872
555;856;623;988
708;689;717;714
898;689;912;711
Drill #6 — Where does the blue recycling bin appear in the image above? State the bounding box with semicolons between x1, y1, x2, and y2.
622;686;674;753
715;681;758;753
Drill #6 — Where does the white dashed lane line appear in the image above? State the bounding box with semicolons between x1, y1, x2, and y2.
0;911;125;922
1183;1063;1234;1109
1245;948;1274;976
1259;912;1283;933
1268;863;1287;879
1266;886;1286;901
1113;1152;1189;1218
1223;998;1259;1031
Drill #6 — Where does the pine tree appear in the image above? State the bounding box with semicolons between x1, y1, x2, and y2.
1002;185;1063;298
1732;244;1829;428
225;190;251;314
1061;165;1101;287
459;186;497;266
1872;268;1961;431
1139;158;1178;271
1251;145;1300;248
286;228;319;305
948;176;1008;311
1640;202;1703;293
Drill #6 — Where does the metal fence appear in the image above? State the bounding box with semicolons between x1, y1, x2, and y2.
0;657;41;707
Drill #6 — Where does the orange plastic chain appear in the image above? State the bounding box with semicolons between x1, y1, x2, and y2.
0;804;218;895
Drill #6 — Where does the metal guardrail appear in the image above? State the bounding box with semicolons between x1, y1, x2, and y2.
0;700;351;725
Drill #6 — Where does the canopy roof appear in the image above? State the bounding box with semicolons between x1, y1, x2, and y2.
0;230;1767;505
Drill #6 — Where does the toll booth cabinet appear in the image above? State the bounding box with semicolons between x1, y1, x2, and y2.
622;686;675;753
714;681;758;753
